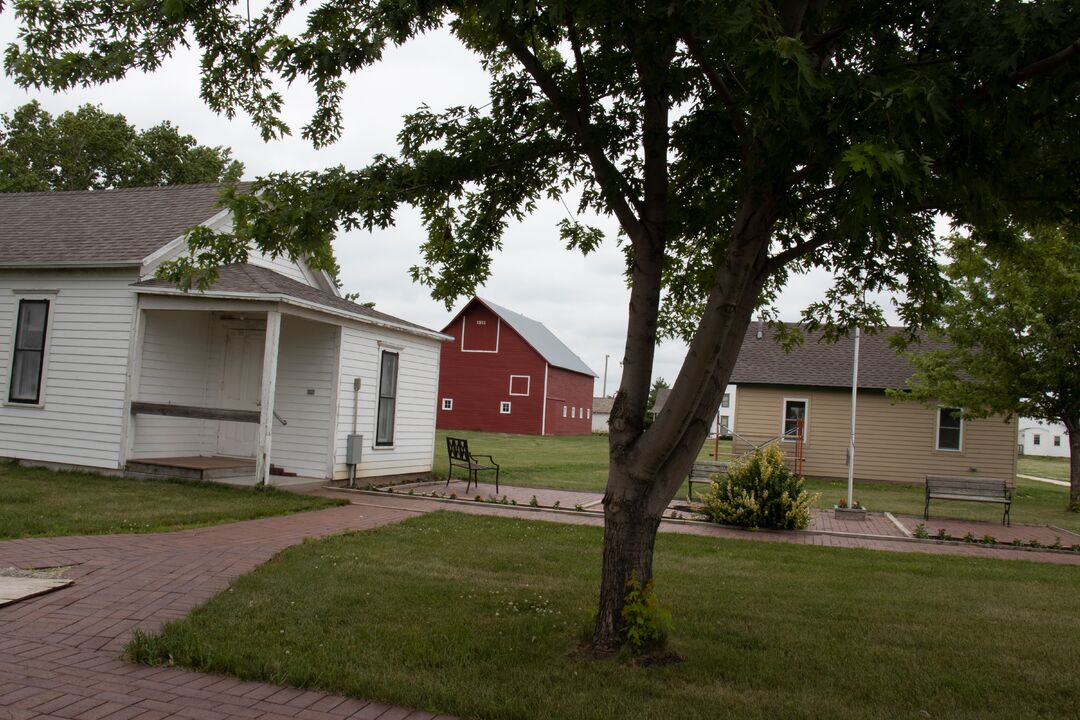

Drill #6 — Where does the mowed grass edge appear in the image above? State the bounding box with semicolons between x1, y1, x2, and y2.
0;461;345;539
128;511;1080;720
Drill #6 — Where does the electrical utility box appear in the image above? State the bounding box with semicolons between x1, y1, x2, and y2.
346;434;363;465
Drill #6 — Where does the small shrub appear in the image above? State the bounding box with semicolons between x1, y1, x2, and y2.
510;499;517;506
963;532;976;543
1052;536;1063;549
1011;538;1023;547
407;489;415;496
913;523;929;539
449;492;457;500
574;504;584;512
553;501;561;509
621;574;671;653
474;495;483;502
529;495;540;508
500;495;509;505
700;444;815;530
1070;545;1080;552
937;528;948;541
982;535;997;545
1028;538;1042;549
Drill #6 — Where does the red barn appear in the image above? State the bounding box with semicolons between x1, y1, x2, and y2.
436;298;597;435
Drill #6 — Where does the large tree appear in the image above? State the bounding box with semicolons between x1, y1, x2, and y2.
0;101;243;192
903;225;1080;507
8;1;1079;651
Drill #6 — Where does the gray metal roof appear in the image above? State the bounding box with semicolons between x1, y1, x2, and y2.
730;323;941;390
134;263;446;339
476;298;598;377
0;183;246;266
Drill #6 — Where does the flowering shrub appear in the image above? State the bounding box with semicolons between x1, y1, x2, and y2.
701;444;815;530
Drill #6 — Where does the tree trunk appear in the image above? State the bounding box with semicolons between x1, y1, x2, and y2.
1065;416;1080;509
590;465;663;653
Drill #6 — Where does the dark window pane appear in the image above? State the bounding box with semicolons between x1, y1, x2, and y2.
9;299;49;404
938;408;962;449
376;352;399;445
784;401;806;438
9;352;42;402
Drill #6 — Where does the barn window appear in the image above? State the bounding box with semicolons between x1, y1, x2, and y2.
375;351;399;446
8;299;50;404
562;405;567;417
500;401;511;414
936;407;963;451
441;398;453;411
571;407;576;419
586;409;591;419
476;320;487;325
509;375;530;396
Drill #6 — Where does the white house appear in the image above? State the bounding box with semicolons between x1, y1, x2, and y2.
592;386;736;435
1018;418;1070;458
0;184;449;486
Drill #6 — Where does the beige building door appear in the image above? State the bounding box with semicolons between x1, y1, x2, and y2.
217;328;265;458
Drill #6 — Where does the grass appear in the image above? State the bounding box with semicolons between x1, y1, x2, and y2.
128;511;1080;720
436;430;1078;531
0;461;344;540
1018;454;1071;482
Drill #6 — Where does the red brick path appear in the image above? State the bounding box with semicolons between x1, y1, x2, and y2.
0;502;454;720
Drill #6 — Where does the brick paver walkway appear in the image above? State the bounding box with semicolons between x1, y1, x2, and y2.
5;488;1079;720
0;501;455;720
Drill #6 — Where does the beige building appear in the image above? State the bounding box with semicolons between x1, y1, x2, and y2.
730;324;1017;485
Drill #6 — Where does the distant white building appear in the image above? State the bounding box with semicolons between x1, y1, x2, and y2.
652;386;736;436
1018;418;1070;458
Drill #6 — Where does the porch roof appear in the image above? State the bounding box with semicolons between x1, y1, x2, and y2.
132;263;450;341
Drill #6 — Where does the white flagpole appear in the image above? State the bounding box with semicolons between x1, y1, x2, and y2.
847;326;861;508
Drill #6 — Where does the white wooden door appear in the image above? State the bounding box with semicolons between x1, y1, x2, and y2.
217;328;265;457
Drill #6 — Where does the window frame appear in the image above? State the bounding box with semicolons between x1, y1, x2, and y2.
500;401;512;414
508;374;531;396
1033;434;1041;446
721;393;730;408
374;350;399;448
1054;436;1061;447
780;397;809;443
441;398;453;411
6;296;55;407
935;407;964;452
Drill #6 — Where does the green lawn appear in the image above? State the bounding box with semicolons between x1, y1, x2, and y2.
0;462;343;540
436;431;1079;531
129;512;1080;720
1018;454;1071;482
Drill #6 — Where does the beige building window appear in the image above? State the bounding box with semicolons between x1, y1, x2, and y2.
936;408;963;451
782;399;808;441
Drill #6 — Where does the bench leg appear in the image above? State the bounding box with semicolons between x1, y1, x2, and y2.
495;468;499;495
688;482;694;503
924;495;930;521
1003;504;1010;527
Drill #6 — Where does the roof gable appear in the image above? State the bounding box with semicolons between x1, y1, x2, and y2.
443;297;597;377
0;183;245;267
730;323;941;390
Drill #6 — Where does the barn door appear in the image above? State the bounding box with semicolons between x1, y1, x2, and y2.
217;328;265;458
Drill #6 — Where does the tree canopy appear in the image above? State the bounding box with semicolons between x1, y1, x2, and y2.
903;225;1080;506
7;0;1079;650
0;101;243;192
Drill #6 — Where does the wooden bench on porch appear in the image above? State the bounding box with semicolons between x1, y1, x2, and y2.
687;460;729;502
924;475;1013;526
446;437;500;494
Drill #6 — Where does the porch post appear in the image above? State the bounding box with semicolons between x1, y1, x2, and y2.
256;310;282;487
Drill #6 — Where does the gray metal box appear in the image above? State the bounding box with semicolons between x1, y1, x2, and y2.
346;434;364;465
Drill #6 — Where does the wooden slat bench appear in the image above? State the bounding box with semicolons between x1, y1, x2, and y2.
446;437;500;494
687;460;729;502
924;475;1013;526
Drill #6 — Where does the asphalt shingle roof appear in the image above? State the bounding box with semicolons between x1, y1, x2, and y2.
593;397;615;414
0;184;243;266
477;298;598;377
730;323;939;390
134;263;443;337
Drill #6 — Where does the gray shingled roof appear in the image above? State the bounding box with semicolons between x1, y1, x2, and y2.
0;184;243;266
593;396;615;414
134;264;444;337
476;298;597;377
652;387;673;414
730;323;939;390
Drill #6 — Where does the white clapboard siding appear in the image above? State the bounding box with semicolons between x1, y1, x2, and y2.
334;323;441;479
270;315;338;478
131;310;215;458
0;270;138;468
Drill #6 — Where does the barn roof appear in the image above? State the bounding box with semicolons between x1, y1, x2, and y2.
730;323;939;390
0;183;246;267
454;297;598;377
134;263;448;340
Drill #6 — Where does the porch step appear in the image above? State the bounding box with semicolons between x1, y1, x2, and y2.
126;456;255;481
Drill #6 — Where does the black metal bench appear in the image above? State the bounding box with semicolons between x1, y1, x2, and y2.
446;437;500;494
924;475;1013;526
687;460;729;501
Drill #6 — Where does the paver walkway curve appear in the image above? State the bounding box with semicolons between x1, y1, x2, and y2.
0;500;452;720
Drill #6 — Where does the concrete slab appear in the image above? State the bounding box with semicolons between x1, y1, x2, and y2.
0;575;72;607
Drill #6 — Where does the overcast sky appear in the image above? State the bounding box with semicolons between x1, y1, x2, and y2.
1;17;903;396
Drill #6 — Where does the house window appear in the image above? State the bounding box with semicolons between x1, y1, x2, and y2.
721;393;730;408
782;399;807;441
1033;435;1041;446
562;405;567;417
375;351;399;446
937;407;963;451
8;299;50;404
719;415;729;433
441;398;453;411
509;375;530;396
500;401;511;414
1054;436;1062;447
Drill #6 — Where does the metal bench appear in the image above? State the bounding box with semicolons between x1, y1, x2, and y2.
446;437;500;494
924;475;1013;526
687;460;729;501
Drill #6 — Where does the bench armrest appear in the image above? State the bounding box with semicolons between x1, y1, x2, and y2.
471;454;499;468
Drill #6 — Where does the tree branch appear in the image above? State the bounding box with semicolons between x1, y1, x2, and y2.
766;232;834;274
1009;38;1080;83
680;31;747;135
497;24;647;241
